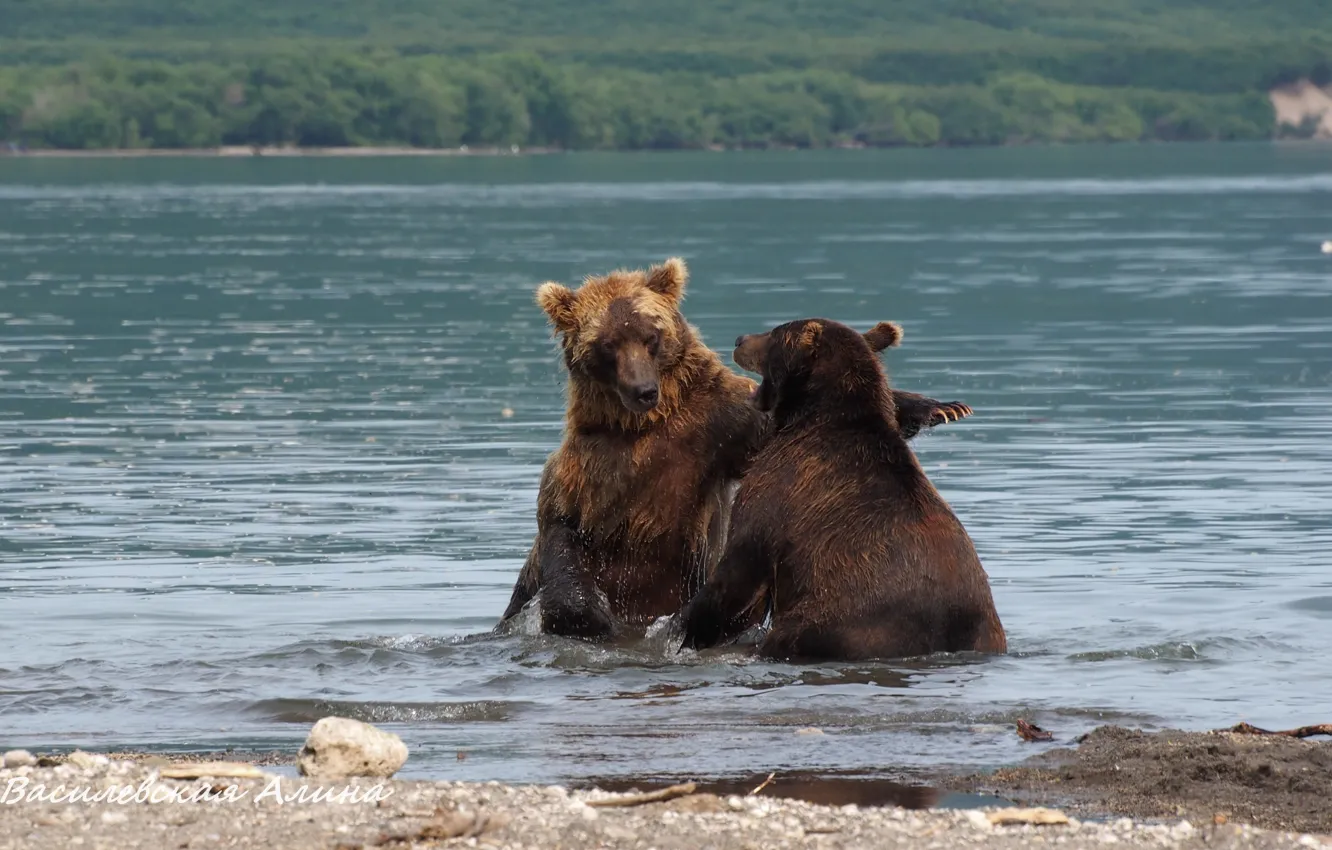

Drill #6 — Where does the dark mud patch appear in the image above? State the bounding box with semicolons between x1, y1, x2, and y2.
944;725;1332;834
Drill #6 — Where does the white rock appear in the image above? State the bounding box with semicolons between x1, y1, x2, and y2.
67;751;100;771
964;810;993;831
2;750;35;769
100;811;128;825
296;716;409;779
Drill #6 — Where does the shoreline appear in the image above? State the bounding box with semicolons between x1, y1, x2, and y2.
3;138;1330;160
2;750;1327;850
0;145;563;159
7;725;1330;848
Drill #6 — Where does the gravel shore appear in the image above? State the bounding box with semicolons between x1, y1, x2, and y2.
2;747;1329;850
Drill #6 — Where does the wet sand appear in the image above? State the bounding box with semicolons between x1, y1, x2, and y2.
947;725;1332;835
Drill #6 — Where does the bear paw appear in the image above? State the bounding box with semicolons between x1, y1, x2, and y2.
928;402;973;426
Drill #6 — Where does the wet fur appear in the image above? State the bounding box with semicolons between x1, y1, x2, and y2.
679;318;1006;661
500;261;977;640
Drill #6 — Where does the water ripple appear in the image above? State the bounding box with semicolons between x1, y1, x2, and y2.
2;148;1331;782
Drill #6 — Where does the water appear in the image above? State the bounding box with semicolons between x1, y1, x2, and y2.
2;144;1331;786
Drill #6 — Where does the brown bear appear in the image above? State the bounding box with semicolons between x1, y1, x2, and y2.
498;260;975;640
678;317;1006;661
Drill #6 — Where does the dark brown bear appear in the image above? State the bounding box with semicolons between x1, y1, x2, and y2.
498;260;975;640
678;317;1006;660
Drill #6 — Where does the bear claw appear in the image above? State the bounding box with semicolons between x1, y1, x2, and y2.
930;402;973;425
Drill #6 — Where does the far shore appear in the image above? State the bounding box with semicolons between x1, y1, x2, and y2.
3;137;1331;160
0;144;562;159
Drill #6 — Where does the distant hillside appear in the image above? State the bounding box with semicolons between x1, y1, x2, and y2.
0;0;1329;150
3;0;1329;54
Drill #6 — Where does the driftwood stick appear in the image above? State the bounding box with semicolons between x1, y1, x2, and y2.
1016;719;1054;742
1221;722;1332;739
586;782;698;807
749;772;776;796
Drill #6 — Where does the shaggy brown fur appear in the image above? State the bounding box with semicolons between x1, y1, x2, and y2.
679;317;1006;660
499;261;976;639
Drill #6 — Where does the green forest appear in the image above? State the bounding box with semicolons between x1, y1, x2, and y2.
1;0;1329;150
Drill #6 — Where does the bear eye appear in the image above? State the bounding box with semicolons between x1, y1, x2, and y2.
645;331;660;352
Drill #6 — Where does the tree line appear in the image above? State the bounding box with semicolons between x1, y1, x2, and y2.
0;50;1306;151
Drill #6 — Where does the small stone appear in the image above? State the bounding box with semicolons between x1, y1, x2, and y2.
500;408;514;419
2;750;35;769
794;728;825;736
963;810;993;831
100;811;128;825
67;751;100;771
1172;820;1195;836
297;716;409;779
727;795;745;811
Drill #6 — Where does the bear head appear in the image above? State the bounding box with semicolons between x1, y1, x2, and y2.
535;258;691;416
733;318;901;417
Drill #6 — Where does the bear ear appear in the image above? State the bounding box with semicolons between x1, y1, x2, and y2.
797;321;823;350
645;257;688;304
863;322;903;352
535;282;578;333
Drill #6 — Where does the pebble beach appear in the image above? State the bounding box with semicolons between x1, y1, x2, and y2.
4;723;1330;850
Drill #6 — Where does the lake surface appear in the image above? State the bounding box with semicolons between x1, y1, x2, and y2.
2;144;1331;785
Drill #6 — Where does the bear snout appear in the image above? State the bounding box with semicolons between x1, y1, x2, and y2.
617;380;660;413
733;333;767;374
633;385;660;408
